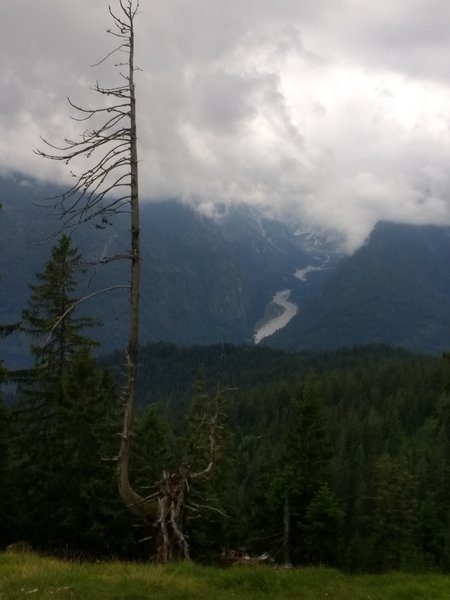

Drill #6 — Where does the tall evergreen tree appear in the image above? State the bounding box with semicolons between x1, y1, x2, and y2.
269;373;334;565
0;383;15;548
53;347;124;555
0;284;12;526
16;235;94;541
15;235;121;555
363;454;417;571
21;234;97;385
303;482;343;564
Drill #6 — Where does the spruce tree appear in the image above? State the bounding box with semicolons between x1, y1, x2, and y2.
0;203;24;546
270;373;333;565
0;383;15;547
364;454;417;571
16;235;121;555
54;347;123;555
21;234;97;385
303;482;343;564
16;235;93;542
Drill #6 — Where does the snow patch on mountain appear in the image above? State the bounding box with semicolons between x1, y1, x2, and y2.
294;256;333;281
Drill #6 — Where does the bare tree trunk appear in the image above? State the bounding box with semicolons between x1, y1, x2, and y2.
35;0;152;522
155;468;190;562
117;0;143;518
157;495;171;563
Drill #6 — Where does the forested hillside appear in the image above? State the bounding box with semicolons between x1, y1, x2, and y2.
3;327;450;570
0;174;323;365
105;341;450;570
4;174;450;361
2;216;450;571
4;0;450;586
270;221;450;354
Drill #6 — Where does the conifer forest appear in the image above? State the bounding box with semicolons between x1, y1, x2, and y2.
2;229;450;571
2;0;450;577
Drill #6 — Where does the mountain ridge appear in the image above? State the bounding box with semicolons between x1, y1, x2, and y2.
2;173;450;362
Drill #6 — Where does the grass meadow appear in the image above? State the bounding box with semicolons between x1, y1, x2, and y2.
1;553;450;600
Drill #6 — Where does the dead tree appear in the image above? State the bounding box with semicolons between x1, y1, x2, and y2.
35;2;229;561
35;0;155;527
152;382;226;563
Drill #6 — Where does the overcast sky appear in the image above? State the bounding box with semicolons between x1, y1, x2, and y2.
3;0;450;251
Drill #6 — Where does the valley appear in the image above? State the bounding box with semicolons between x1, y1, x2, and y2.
3;173;450;572
2;175;450;361
3;0;450;579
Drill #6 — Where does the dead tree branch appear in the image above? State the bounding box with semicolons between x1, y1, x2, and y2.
35;0;151;532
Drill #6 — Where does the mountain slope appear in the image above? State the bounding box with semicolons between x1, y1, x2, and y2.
267;221;450;354
0;175;320;364
5;174;450;359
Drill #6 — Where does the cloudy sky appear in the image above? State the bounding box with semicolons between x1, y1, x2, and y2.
3;0;450;251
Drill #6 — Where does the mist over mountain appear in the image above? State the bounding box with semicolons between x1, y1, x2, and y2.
0;174;327;365
2;173;450;364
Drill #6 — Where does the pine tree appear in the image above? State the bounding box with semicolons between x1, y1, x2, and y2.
304;482;343;564
364;454;417;571
270;373;332;565
21;234;97;385
0;202;19;546
0;385;15;547
51;347;126;555
15;235;121;555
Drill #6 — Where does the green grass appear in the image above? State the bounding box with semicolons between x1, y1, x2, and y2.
1;553;450;600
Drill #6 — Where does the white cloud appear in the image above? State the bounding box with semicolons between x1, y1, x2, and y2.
2;0;450;252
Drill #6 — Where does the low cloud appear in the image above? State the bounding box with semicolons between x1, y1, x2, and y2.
2;0;450;252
